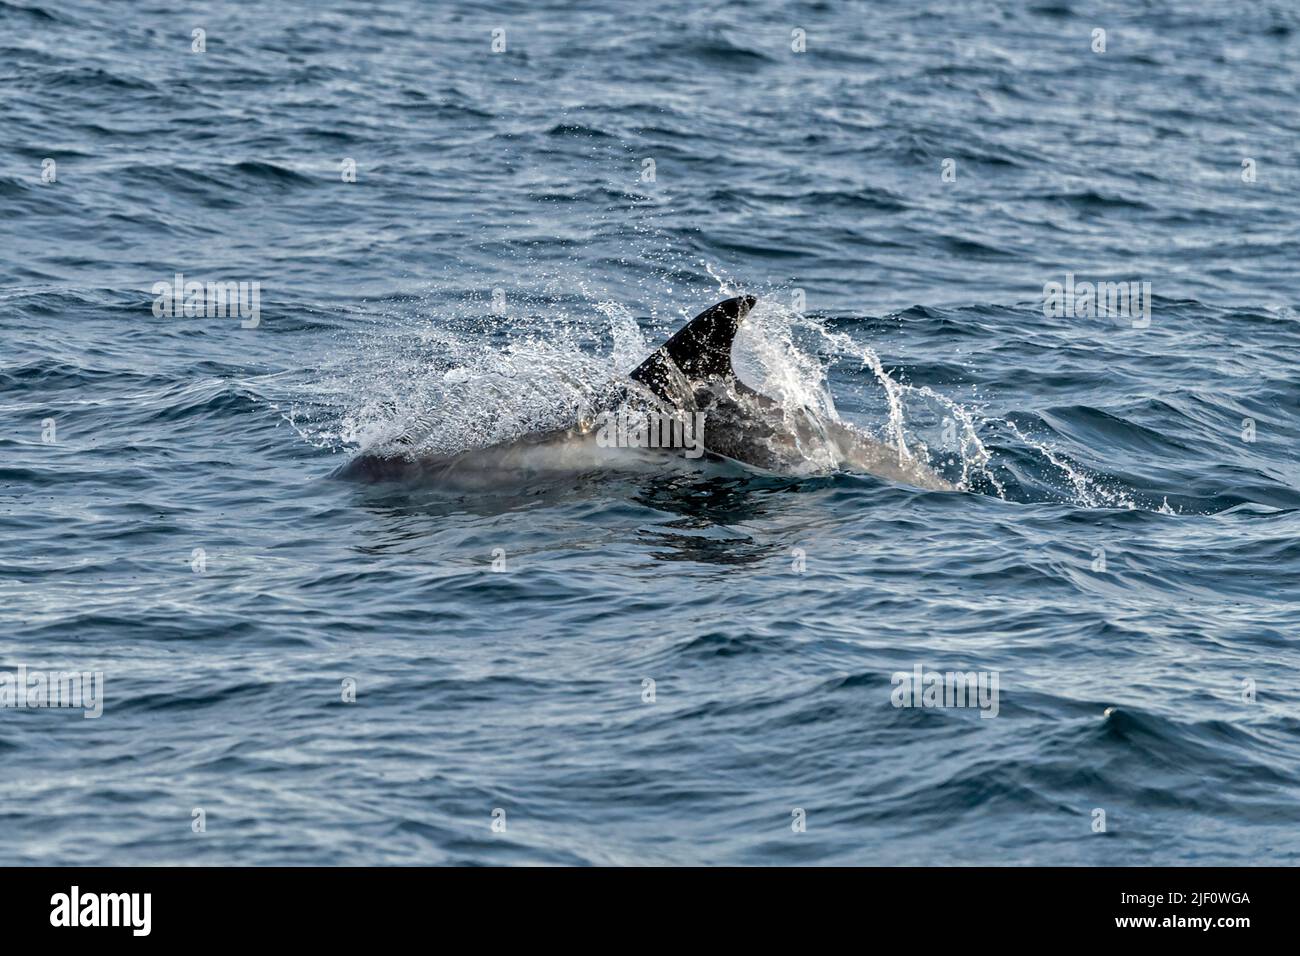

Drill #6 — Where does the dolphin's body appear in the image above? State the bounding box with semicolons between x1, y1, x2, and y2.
338;296;954;491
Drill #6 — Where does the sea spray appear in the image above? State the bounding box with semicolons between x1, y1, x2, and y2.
282;275;1165;510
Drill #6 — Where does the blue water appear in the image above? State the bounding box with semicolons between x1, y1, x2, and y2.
3;0;1299;865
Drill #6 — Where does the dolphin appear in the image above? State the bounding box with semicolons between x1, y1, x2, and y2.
337;296;954;491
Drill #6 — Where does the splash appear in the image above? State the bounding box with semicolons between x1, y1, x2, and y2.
729;295;999;490
1002;419;1138;510
287;293;637;461
282;275;1161;510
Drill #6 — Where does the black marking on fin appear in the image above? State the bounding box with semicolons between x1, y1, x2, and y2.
629;295;757;405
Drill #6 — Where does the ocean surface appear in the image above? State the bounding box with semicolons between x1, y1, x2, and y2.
2;0;1299;865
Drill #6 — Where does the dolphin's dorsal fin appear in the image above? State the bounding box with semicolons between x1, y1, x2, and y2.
629;295;757;405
